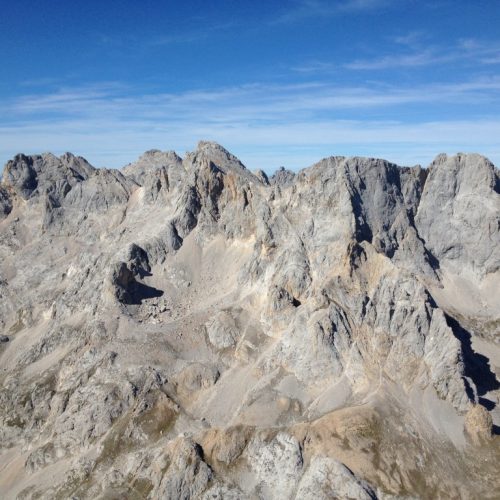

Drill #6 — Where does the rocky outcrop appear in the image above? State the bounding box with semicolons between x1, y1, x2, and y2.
296;457;377;500
3;152;95;201
0;143;499;499
415;153;500;276
122;149;183;185
464;403;493;444
270;165;296;186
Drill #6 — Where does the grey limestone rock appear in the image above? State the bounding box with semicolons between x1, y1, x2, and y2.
253;168;270;185
122;149;183;185
415;153;500;276
296;457;377;500
206;310;239;350
154;438;213;499
270;165;296;186
3;152;95;201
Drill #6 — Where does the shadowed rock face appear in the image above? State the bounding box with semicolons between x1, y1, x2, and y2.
0;185;12;219
0;142;499;499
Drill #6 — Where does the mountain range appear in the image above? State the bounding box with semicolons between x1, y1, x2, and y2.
0;142;499;499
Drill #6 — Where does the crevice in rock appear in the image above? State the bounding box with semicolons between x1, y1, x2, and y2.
351;188;373;245
418;166;430;193
494;172;500;194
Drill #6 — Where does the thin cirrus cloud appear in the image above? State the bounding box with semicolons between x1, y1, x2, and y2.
146;21;239;47
9;78;500;117
345;50;450;70
291;61;337;74
272;0;392;24
1;77;500;172
344;38;500;70
288;36;500;75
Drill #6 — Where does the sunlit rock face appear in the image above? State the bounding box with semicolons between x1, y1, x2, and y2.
0;142;499;499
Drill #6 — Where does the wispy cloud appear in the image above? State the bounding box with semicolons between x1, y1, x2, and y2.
19;77;65;88
272;0;392;24
94;21;239;50
458;38;500;64
9;78;500;121
2;76;500;172
481;54;500;64
147;21;238;46
291;61;337;74
345;37;500;70
296;36;500;74
392;31;427;47
345;50;446;70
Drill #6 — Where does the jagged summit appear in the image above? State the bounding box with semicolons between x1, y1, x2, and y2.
2;151;96;202
122;149;183;185
0;144;499;498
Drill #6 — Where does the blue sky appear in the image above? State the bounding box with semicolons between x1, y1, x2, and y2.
1;0;500;173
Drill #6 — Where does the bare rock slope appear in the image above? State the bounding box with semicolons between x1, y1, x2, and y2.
0;142;499;499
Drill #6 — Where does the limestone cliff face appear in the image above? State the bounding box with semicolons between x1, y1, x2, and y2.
0;142;499;499
415;153;500;276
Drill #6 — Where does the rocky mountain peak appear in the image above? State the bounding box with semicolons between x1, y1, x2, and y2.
270;165;295;186
187;140;259;183
122;149;183;185
2;151;95;202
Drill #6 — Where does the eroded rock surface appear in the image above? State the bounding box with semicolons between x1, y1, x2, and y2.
0;143;499;499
